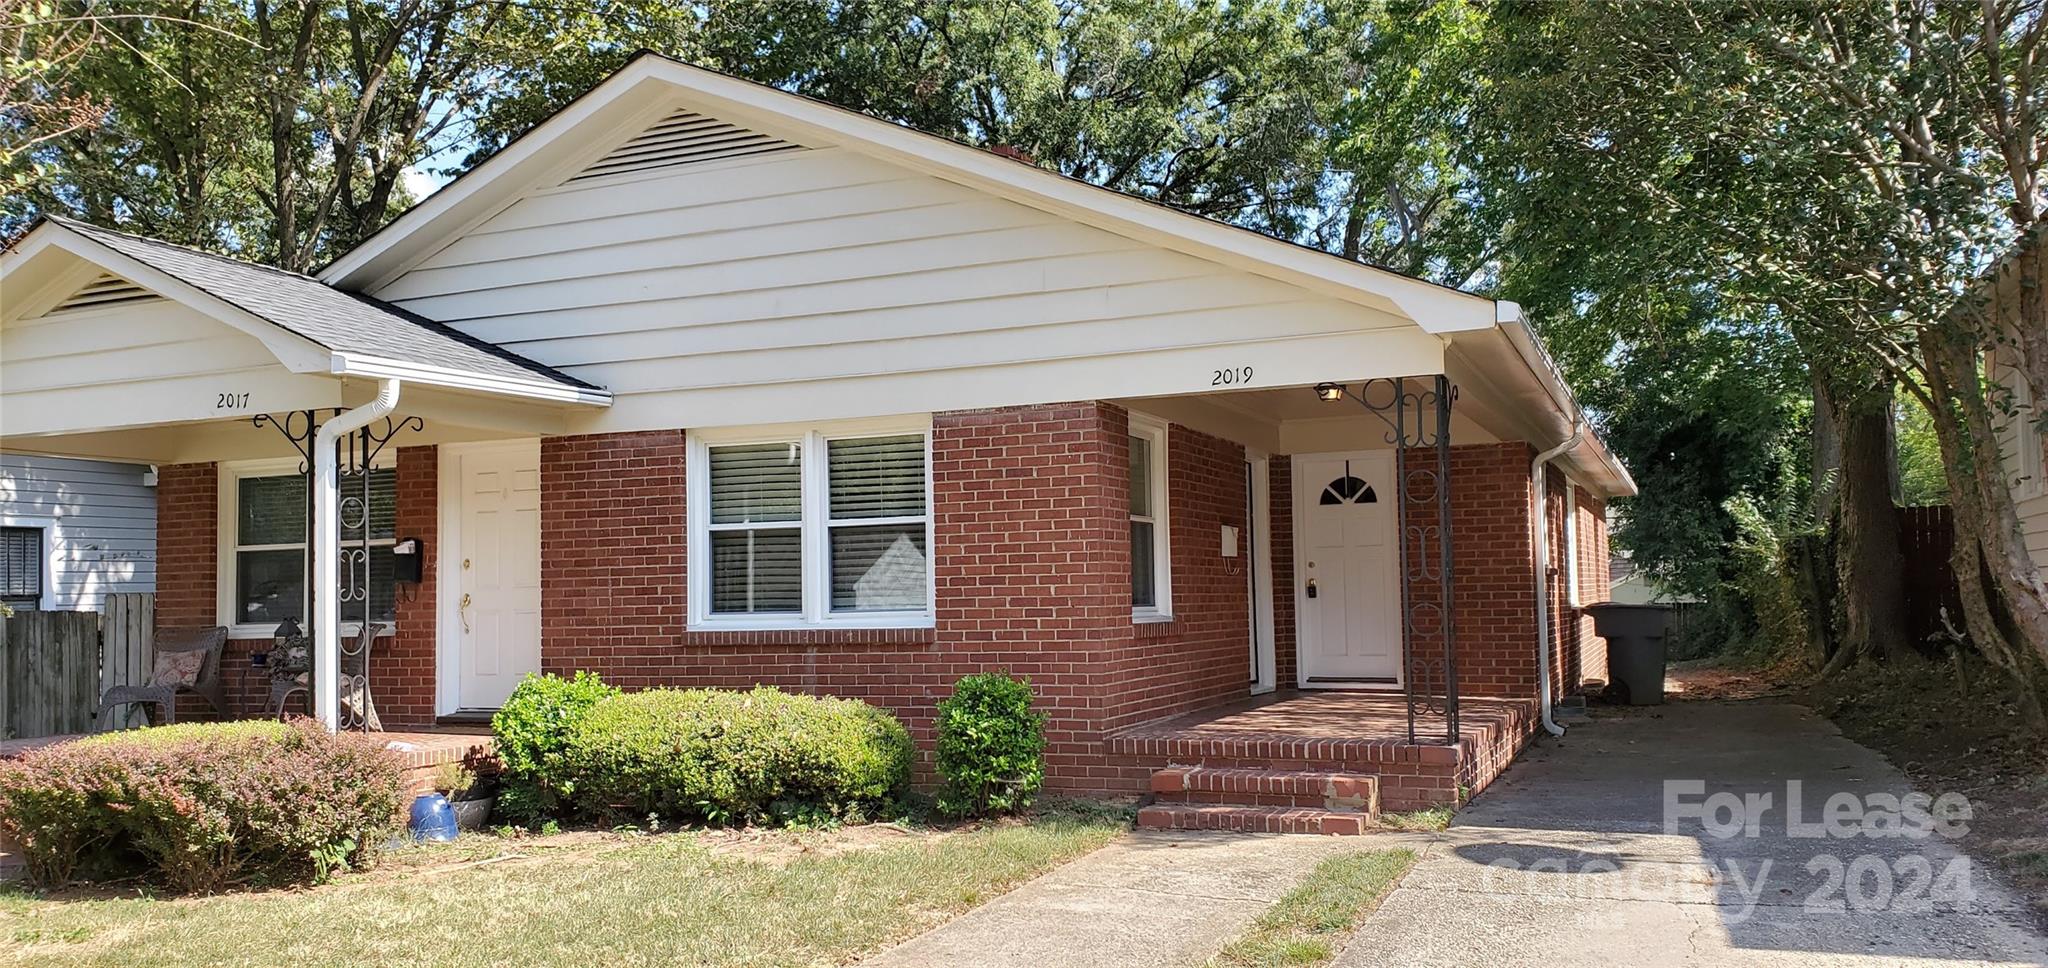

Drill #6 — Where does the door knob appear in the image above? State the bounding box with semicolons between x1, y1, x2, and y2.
1306;579;1318;599
459;592;472;633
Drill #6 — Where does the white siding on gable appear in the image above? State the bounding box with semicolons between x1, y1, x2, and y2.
0;453;155;610
2;299;340;436
374;147;1441;432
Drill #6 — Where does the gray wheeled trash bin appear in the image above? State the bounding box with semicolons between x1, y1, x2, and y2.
1582;603;1673;705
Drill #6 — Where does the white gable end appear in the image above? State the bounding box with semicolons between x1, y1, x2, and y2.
368;136;1442;433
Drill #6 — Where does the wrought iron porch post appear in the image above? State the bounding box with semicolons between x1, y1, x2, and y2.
255;409;421;730
1350;376;1460;744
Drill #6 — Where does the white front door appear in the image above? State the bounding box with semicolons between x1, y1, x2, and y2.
450;441;541;711
1294;451;1400;685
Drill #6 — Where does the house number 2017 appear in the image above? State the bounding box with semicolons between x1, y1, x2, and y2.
216;392;250;410
1211;366;1254;387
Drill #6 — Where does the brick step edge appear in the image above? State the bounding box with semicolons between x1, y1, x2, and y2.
1151;767;1379;814
1135;802;1371;836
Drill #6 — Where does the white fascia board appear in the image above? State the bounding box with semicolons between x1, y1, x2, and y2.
329;352;613;406
22;227;334;373
319;55;1498;332
1492;300;1638;498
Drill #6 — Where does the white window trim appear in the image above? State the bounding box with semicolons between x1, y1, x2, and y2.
216;457;397;640
1129;411;1173;622
0;515;59;612
687;415;936;631
1562;482;1583;607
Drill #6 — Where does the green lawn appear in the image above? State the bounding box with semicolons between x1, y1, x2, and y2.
1;803;1130;967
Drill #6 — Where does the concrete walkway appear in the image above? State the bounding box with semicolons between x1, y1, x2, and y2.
861;827;1419;968
1336;702;2048;967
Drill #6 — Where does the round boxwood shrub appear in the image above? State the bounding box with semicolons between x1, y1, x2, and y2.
935;672;1046;817
562;686;912;826
491;670;619;823
0;719;402;892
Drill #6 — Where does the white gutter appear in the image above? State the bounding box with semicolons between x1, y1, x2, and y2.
331;353;612;406
312;379;401;730
1531;418;1584;737
1494;302;1638;498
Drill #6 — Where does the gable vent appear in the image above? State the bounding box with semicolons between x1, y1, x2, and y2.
566;110;805;183
40;273;161;316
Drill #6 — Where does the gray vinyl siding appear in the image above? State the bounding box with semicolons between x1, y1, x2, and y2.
0;453;155;610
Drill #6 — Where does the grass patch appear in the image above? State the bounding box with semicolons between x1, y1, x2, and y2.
1206;849;1416;968
1376;805;1454;832
0;801;1130;967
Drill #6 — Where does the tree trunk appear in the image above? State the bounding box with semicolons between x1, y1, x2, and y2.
1818;378;1912;671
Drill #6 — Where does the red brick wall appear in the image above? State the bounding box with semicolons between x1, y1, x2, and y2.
154;463;217;631
1553;477;1612;691
538;430;688;687
1438;442;1540;700
1268;457;1297;690
1099;418;1252;732
380;446;438;726
536;404;1135;792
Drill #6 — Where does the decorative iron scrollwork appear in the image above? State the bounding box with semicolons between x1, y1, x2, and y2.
1347;376;1460;744
252;409;421;731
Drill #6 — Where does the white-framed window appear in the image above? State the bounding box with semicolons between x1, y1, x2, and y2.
1129;412;1172;620
218;459;398;638
1562;483;1583;606
687;417;934;630
0;522;51;612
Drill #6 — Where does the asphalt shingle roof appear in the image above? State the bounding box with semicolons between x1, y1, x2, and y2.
50;216;601;395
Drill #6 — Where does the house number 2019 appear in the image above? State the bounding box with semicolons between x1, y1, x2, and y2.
216;392;250;410
1211;366;1254;387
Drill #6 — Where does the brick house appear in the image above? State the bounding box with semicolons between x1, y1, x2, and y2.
1;54;1632;831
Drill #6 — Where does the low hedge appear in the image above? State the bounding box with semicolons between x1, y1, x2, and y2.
492;671;619;823
0;719;403;892
562;686;913;825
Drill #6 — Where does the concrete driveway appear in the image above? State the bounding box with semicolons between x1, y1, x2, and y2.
1337;701;2048;967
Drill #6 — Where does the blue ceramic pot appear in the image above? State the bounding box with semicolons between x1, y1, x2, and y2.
408;793;459;843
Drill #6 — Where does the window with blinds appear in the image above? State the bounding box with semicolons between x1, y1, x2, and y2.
692;425;931;627
707;442;803;614
828;434;927;612
0;527;43;610
231;467;398;629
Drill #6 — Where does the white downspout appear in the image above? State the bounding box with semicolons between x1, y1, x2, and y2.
313;379;401;731
1531;419;1583;737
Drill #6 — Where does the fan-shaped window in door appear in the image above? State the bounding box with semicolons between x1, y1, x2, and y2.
1319;475;1378;505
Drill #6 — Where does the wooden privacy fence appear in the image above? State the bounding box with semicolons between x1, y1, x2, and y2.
1897;506;1964;647
0;592;155;740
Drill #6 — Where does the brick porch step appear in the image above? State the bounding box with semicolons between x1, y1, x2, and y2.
1135;802;1370;836
1150;766;1380;816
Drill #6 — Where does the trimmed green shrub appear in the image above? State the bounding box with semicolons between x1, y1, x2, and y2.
562;686;912;825
0;719;402;892
934;673;1046;817
491;670;619;823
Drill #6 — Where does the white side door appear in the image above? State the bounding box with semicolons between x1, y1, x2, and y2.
452;442;541;711
1294;451;1400;685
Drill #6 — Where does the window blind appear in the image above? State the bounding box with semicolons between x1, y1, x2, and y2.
0;527;42;606
708;443;803;613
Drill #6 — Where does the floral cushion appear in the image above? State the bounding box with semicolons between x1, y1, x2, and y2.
151;649;205;689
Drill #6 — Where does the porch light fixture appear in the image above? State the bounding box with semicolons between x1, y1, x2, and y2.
1314;382;1347;403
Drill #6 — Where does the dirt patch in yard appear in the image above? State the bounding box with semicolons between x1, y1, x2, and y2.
1792;659;2048;927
